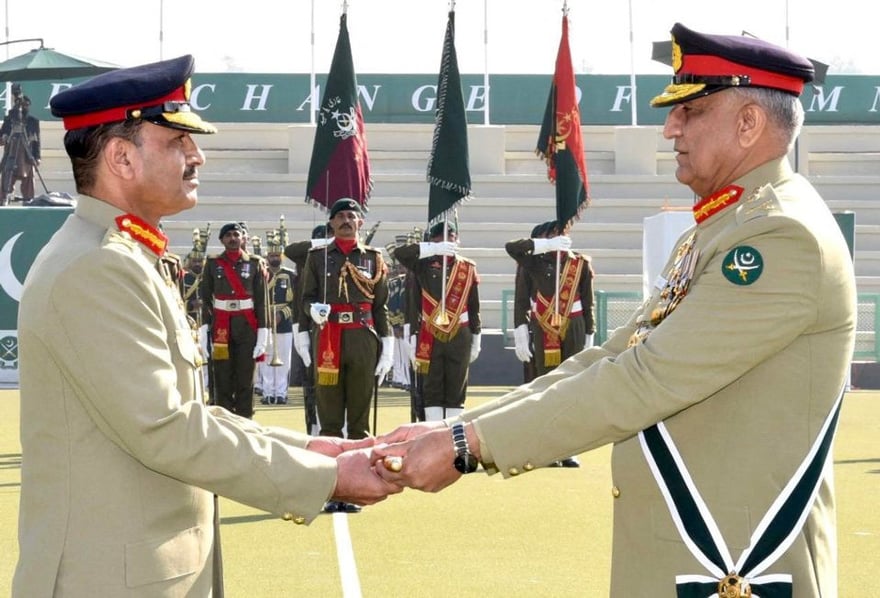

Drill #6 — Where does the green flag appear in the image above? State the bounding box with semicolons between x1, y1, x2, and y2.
427;10;471;224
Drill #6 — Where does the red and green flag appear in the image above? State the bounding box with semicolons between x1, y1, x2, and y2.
536;13;589;228
427;9;471;224
305;12;372;211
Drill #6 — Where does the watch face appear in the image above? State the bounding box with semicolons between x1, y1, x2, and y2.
454;454;478;474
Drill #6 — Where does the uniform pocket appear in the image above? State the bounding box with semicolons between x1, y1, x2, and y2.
125;525;205;587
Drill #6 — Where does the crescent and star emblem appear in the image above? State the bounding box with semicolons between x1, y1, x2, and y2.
0;232;24;302
722;245;764;286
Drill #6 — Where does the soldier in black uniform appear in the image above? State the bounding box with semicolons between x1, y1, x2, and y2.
199;222;269;418
394;221;481;421
506;220;595;467
285;223;333;434
299;199;391;513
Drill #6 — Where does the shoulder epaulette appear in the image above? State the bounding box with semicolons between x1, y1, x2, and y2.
736;184;782;225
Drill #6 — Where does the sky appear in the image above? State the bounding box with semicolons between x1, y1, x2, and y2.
1;0;872;76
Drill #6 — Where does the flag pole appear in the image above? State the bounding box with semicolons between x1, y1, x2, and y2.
627;0;637;126
310;0;316;125
483;0;490;125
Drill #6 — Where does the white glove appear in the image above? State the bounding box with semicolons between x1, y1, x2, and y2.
419;241;457;258
585;333;594;348
469;333;482;363
198;324;209;360
253;327;269;359
310;237;332;248
513;323;532;362
309;302;331;326
375;336;394;380
296;331;312;367
533;236;572;254
403;323;410;339
292;323;301;356
409;334;418;366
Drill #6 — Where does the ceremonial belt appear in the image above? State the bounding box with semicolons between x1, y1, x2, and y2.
533;257;584;367
213;298;254;310
414;259;475;374
316;302;373;386
638;389;844;598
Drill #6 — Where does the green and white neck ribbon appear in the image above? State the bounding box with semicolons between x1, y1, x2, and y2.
639;389;844;598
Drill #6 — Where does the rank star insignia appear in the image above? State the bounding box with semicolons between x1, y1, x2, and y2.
722;246;763;285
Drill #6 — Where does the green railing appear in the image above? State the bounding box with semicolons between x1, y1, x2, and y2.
500;289;880;362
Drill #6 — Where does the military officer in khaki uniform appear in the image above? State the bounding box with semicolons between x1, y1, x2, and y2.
14;56;400;597
393;221;481;421
376;23;855;597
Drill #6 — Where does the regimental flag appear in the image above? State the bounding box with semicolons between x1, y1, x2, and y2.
536;13;589;228
427;9;471;224
305;12;372;211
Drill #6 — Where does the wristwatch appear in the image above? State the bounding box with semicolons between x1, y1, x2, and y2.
451;422;478;474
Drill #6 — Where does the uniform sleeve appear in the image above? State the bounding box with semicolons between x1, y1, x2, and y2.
468;265;482;334
505;238;537;265
467;215;826;475
199;258;213;326
579;256;596;334
393;243;421;270
50;249;336;522
372;252;391;337
299;250;321;331
513;265;532;327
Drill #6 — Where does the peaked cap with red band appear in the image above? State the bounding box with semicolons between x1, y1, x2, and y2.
651;23;815;108
49;54;216;134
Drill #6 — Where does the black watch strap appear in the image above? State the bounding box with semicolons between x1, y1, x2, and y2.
451;422;478;474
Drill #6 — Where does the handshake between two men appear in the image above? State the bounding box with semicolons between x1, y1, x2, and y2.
319;419;475;506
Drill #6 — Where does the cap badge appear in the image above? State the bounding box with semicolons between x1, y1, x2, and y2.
671;35;682;73
722;246;763;285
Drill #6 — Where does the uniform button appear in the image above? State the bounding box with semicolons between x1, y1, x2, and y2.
611;486;621;498
508;467;520;476
523;462;535;471
282;512;294;521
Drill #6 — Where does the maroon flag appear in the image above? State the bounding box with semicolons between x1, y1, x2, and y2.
536;13;589;228
305;12;372;211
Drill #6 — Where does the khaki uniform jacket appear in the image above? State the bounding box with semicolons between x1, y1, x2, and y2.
14;196;336;597
462;159;856;596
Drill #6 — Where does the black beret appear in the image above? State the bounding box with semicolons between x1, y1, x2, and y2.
50;55;216;134
651;23;815;108
428;221;457;239
219;222;244;239
328;198;364;219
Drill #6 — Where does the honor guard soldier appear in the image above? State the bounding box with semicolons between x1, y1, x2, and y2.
299;198;392;513
200;221;269;418
375;23;854;598
393;221;481;421
17;55;400;598
506;220;595;467
258;222;297;405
